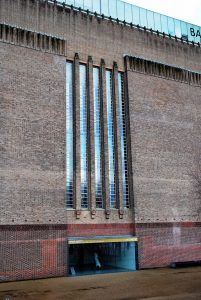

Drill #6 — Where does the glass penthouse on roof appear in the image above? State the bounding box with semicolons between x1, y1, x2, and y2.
55;0;201;44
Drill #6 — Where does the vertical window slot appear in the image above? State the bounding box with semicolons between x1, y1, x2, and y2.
80;64;88;208
93;67;103;209
66;62;74;208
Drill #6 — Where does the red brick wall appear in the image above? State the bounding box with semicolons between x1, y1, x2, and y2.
0;225;67;282
67;223;135;237
1;223;200;281
0;224;135;281
136;222;201;269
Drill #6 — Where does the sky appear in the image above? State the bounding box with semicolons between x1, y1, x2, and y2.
125;0;201;26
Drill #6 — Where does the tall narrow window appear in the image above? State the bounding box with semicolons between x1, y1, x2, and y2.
66;61;73;208
118;73;129;208
80;64;88;208
106;70;116;208
93;67;103;208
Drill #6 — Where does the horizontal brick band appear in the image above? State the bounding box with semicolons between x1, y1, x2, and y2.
0;23;66;55
0;224;67;231
136;222;201;228
0;225;67;242
67;223;135;236
125;55;201;86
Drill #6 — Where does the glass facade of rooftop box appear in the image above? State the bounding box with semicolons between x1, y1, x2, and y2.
55;0;201;44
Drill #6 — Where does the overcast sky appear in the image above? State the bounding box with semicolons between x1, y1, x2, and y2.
125;0;201;26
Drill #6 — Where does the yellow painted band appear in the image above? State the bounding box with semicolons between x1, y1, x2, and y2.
68;237;138;245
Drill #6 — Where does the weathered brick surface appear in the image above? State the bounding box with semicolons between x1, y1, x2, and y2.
0;42;66;225
0;225;67;282
136;223;201;268
127;71;201;223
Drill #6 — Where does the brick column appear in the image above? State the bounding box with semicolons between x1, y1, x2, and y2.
73;53;81;214
124;56;134;210
87;56;96;214
100;59;110;216
112;62;124;214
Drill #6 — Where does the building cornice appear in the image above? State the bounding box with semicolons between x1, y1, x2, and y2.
125;55;201;87
0;23;66;56
47;0;201;48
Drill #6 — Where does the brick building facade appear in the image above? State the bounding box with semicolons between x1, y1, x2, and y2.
0;0;201;281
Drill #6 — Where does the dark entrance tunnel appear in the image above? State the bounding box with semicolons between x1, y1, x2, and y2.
69;240;137;276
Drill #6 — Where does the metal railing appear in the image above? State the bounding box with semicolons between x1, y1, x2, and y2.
54;0;201;44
